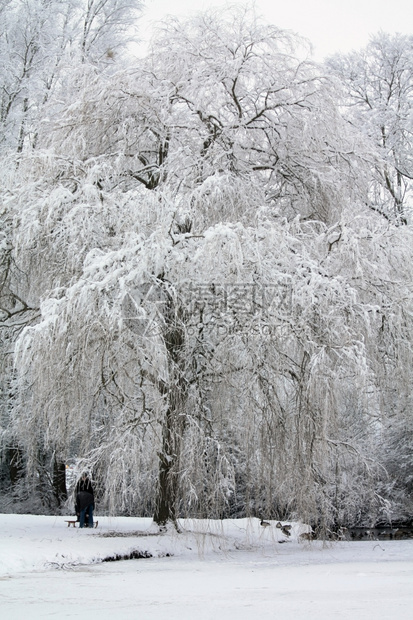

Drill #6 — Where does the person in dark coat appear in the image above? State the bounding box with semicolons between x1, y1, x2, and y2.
75;472;94;528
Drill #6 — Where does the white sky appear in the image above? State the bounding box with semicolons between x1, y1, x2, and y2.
139;0;413;59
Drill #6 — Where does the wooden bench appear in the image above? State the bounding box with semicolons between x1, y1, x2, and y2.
65;520;98;528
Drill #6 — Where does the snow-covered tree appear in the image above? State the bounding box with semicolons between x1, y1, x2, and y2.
0;0;142;509
142;7;373;226
2;7;413;532
326;32;413;224
0;0;141;153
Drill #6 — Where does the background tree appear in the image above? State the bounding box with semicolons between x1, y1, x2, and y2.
0;0;142;510
326;32;413;224
0;0;141;153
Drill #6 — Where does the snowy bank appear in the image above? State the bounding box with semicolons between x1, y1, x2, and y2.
0;515;310;574
1;515;412;619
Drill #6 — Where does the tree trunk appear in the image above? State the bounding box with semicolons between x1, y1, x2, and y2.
153;408;178;526
153;290;187;528
7;447;24;485
52;456;67;507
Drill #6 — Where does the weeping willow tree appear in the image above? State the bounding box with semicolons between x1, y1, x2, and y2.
4;6;413;530
12;186;413;530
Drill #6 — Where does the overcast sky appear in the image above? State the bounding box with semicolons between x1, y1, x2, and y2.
139;0;413;59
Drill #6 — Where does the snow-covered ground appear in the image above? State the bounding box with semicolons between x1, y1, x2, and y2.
0;514;412;619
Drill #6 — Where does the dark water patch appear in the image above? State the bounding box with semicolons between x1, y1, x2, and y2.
99;530;159;538
102;550;152;561
101;550;173;562
342;526;413;541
